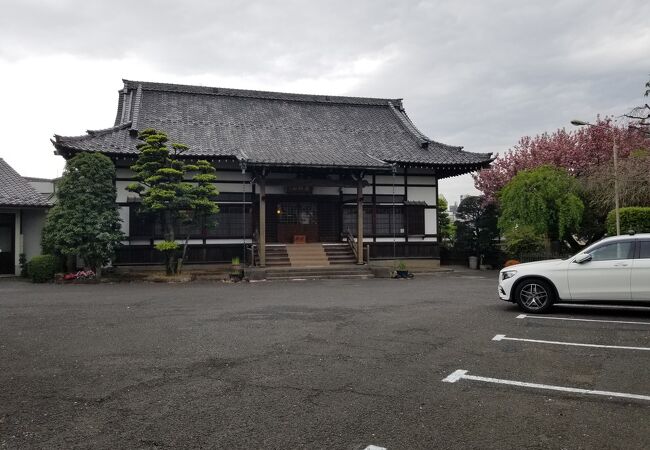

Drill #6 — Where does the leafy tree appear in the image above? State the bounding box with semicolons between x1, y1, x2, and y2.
454;195;500;263
498;166;584;245
437;196;455;248
42;152;124;276
582;149;650;217
126;129;219;275
624;77;650;137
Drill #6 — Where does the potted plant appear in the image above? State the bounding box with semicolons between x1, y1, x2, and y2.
395;261;409;279
230;256;243;281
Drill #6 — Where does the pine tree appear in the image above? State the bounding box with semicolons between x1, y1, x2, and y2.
126;129;219;275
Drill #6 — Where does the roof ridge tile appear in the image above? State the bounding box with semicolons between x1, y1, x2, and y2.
122;79;401;107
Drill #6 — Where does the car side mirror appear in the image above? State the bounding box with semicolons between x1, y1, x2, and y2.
574;253;592;264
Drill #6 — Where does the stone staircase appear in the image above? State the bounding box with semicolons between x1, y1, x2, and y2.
254;243;372;279
323;243;357;265
285;243;329;267
263;245;290;267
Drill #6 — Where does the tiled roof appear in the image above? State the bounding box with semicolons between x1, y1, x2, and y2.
53;80;492;174
0;158;52;207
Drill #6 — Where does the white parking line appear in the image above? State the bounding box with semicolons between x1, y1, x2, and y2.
442;369;650;402
364;446;387;450
516;313;650;326
492;334;650;351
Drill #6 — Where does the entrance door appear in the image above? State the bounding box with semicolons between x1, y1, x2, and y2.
276;202;319;243
0;214;15;275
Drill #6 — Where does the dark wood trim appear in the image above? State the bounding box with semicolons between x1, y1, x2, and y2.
436;192;440;245
373;183;436;187
403;167;408;243
368;241;440;260
115;177;253;184
0;213;16;275
116;179;436;187
372;174;377;243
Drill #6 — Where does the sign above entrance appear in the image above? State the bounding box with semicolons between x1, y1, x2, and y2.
286;185;313;194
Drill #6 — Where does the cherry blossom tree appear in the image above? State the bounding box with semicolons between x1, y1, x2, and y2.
474;118;648;203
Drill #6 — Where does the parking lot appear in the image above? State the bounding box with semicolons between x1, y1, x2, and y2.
1;273;649;449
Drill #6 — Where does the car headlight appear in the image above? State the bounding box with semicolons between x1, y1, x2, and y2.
501;270;517;280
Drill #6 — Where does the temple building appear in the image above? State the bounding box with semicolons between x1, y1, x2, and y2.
52;80;491;269
0;158;54;275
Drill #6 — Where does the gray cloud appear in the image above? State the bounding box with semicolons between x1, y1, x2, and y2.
1;0;649;203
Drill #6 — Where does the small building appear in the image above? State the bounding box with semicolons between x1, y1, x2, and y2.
0;159;53;275
52;80;491;268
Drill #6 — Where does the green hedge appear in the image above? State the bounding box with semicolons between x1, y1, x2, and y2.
28;255;58;283
606;207;650;235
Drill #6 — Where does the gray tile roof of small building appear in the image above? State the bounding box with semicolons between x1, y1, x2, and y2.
53;80;493;175
0;158;52;207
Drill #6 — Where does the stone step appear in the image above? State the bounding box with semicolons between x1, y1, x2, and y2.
265;266;371;276
267;269;368;276
266;274;373;281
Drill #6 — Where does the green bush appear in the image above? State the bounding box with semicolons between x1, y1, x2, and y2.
606;207;650;235
28;255;59;283
503;225;546;257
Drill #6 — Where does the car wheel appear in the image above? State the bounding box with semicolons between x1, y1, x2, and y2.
515;279;555;313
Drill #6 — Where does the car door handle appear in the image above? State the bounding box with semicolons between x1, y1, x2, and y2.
613;263;629;267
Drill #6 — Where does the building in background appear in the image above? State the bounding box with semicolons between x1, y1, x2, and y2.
0;159;54;275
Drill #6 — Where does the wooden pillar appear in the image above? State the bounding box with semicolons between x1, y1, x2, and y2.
357;177;364;265
259;177;266;267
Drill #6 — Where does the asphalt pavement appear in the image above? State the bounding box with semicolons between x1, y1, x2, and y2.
0;272;649;449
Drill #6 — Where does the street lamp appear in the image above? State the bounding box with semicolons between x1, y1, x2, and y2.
570;119;621;235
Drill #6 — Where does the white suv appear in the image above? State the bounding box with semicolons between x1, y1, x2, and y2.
499;233;650;313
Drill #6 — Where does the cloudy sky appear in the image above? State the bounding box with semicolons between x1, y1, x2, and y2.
1;0;649;205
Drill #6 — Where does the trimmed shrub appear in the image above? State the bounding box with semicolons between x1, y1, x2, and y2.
606;207;650;235
28;255;58;283
503;225;546;258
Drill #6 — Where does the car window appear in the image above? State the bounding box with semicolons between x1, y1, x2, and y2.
588;241;633;262
639;241;650;259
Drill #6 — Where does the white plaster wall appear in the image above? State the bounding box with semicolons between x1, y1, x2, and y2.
116;172;249;203
374;237;406;242
340;186;373;195
116;168;134;178
21;209;47;262
375;175;404;185
215;171;253;181
407;236;438;242
406;175;436;185
263;185;285;195
425;209;437;235
407;186;437;204
215;182;252;193
205;238;252;244
118;206;130;236
376;186;405;195
312;187;340;195
116;180;134;203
